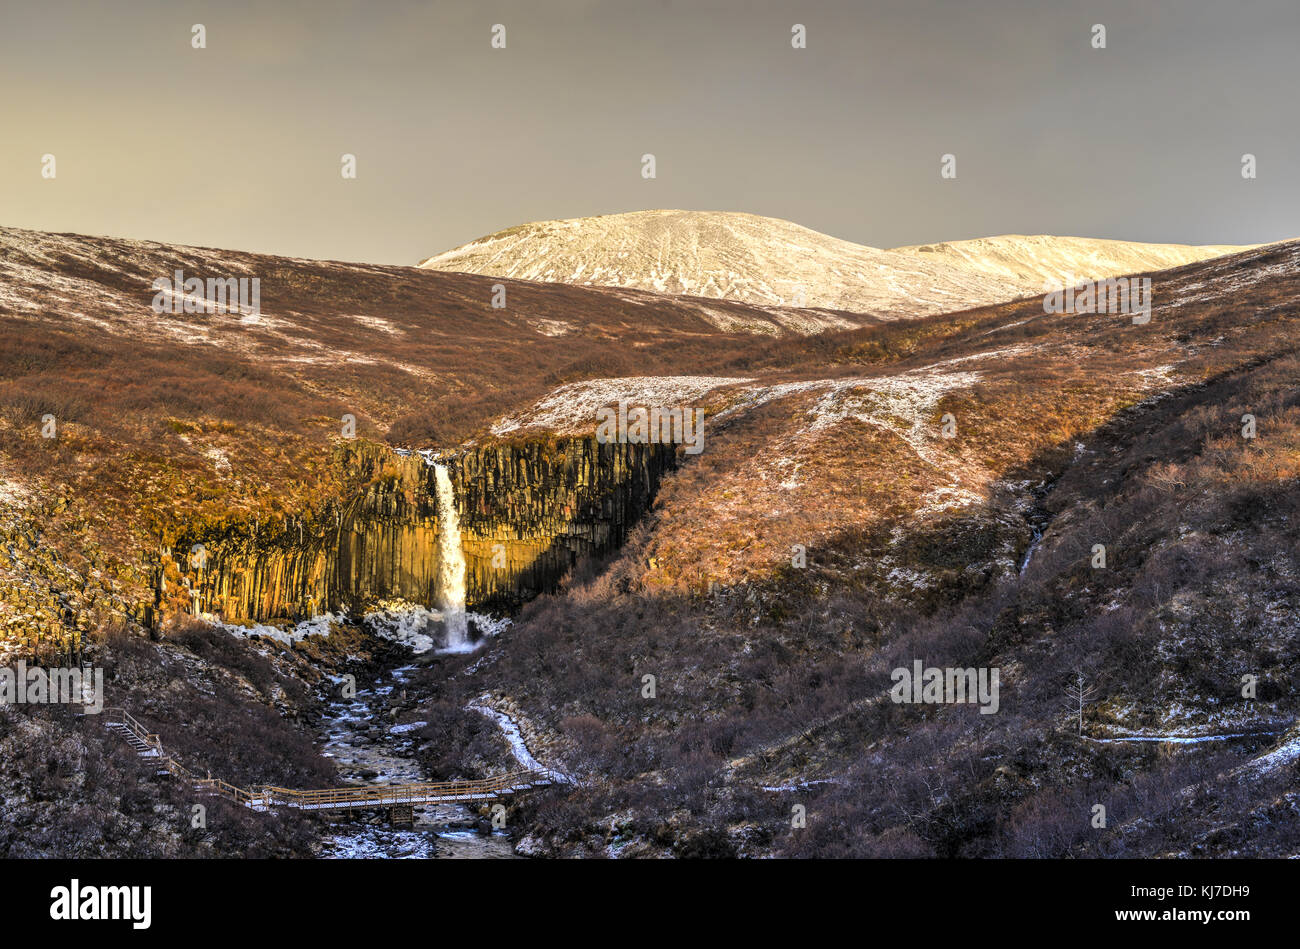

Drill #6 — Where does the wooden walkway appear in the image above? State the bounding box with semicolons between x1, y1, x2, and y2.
104;707;558;812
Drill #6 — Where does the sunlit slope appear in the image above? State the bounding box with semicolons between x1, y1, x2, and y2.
893;233;1254;287
420;209;1256;319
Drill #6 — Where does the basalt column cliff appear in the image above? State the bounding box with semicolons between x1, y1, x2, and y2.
181;437;677;623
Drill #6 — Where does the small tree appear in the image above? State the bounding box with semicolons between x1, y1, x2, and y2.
1064;669;1098;737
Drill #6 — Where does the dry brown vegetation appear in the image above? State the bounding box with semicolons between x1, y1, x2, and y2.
471;244;1300;857
4;227;1300;857
0;226;838;642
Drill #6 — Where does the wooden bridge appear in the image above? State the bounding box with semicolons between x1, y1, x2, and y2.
104;707;559;814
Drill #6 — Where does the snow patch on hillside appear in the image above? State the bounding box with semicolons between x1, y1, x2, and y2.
491;375;753;435
527;318;574;336
493;366;981;482
1247;733;1300;773
915;484;985;515
805;369;980;467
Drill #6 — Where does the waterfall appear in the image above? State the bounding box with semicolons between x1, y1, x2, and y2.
432;463;469;649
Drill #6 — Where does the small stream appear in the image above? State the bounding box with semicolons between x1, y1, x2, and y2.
315;663;518;859
1016;478;1057;578
1017;527;1044;577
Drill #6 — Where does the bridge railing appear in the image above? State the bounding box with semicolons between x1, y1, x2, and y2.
256;769;551;809
103;707;555;810
104;707;164;756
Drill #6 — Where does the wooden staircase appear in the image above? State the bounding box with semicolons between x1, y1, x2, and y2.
105;715;168;775
102;707;560;813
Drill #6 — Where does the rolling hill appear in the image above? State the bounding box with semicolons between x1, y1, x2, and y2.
418;209;1253;319
2;223;1298;859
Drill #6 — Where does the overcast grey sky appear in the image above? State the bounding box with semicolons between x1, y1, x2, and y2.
2;0;1296;264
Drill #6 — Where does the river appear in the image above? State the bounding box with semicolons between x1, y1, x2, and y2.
315;662;519;859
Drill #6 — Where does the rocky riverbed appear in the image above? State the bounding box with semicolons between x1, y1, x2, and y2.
311;634;519;859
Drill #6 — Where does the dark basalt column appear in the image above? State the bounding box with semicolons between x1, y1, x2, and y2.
187;437;677;623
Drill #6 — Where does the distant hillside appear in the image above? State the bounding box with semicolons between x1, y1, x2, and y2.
419;209;1254;319
894;233;1252;287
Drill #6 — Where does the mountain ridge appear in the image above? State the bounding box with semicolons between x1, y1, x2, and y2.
419;209;1256;319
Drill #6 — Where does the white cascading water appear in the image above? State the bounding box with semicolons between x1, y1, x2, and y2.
432;463;469;649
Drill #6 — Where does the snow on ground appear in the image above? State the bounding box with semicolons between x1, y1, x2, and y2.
1157;256;1296;312
1087;732;1279;745
418;210;1252;321
320;826;436;859
203;447;231;473
151;285;259;318
318;668;516;859
1130;364;1180;388
1245;733;1300;774
496;362;981;454
490;375;753;435
466;701;573;784
208;612;343;645
772;456;805;491
980;318;1031;336
0;227;451;380
498;365;984;529
920;345;1031;369
208;604;509;654
694;303;858;335
710;378;836;424
718;368;982;490
915;484;985;516
527;318;574;336
805;369;979;469
760;778;843;792
884;564;933;592
362;605;443;653
365;604;509;654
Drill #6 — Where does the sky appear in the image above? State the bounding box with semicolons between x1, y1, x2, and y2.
2;0;1297;265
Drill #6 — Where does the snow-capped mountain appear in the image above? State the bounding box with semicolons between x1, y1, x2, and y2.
419;209;1253;319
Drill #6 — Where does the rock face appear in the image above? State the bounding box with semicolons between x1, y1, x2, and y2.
186;437;677;622
0;490;137;656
